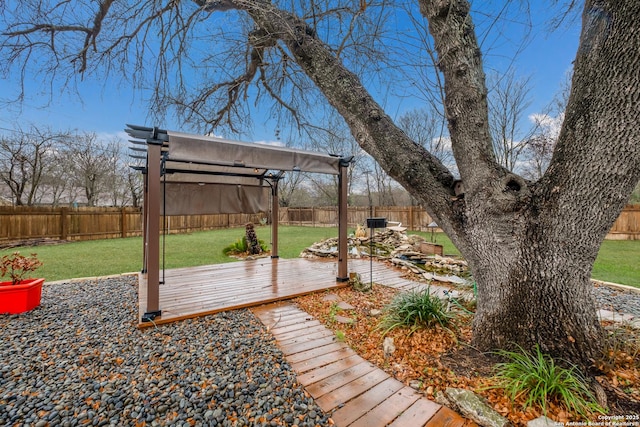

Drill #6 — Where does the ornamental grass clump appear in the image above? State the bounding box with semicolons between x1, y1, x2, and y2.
379;287;453;335
222;237;248;255
493;345;606;418
0;252;43;285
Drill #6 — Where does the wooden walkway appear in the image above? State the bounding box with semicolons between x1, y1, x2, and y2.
137;257;448;328
251;302;476;427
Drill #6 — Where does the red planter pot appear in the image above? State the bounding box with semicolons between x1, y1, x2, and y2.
0;278;45;314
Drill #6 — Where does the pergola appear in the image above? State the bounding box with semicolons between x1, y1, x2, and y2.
126;124;353;322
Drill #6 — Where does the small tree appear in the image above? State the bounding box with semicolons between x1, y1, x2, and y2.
398;107;452;168
0;127;68;206
522;71;571;180
0;252;43;285
64;132;117;206
245;223;262;255
486;70;538;173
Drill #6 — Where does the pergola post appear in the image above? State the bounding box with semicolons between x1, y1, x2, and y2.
143;140;162;321
337;160;349;282
271;179;279;259
141;170;148;273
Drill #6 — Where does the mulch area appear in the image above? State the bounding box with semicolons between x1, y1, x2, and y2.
293;283;640;426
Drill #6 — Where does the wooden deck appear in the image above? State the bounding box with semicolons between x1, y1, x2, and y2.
251;302;477;427
137;257;450;328
138;258;346;327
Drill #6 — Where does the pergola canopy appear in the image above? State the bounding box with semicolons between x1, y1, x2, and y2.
166;130;343;175
128;125;347;216
126;124;352;322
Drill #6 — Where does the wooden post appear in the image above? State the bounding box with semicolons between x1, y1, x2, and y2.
337;161;349;282
142;174;148;272
121;207;127;238
60;207;68;241
409;205;414;231
144;142;162;320
271;180;279;258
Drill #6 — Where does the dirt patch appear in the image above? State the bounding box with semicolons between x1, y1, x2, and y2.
0;238;70;250
440;345;499;379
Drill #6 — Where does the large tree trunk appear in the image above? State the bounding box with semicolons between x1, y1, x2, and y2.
471;243;602;366
463;200;605;365
228;0;640;369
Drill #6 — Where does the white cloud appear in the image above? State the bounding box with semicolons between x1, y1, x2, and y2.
528;112;564;140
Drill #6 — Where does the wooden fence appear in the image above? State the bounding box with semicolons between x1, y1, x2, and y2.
0;206;266;244
607;204;640;240
278;206;437;231
278;205;640;240
1;204;639;245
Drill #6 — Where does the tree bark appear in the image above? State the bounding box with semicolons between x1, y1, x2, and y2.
227;0;640;367
463;204;605;365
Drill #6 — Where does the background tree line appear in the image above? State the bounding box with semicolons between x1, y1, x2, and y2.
0;127;141;207
3;94;639;208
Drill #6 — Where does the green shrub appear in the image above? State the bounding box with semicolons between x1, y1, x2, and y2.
222;235;268;256
493;345;605;417
379;287;453;335
222;238;248;255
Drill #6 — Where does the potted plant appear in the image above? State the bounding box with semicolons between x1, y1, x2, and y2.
0;252;44;314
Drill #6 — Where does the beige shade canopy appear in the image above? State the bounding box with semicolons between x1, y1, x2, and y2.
167;130;342;175
128;126;346;215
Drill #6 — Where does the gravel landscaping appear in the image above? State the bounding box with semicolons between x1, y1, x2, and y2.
595;283;640;316
0;276;331;427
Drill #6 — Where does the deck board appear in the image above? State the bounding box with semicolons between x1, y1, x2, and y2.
137;257;438;327
423;407;477;427
137;258;348;327
306;361;379;399
295;354;364;386
348;386;422;427
291;347;357;374
330;377;405;426
314;368;389;412
387;397;442;427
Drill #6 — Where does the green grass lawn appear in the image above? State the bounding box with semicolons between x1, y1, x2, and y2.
1;226;638;288
592;239;640;288
0;226;338;282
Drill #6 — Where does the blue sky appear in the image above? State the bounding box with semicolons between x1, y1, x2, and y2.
0;2;581;144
